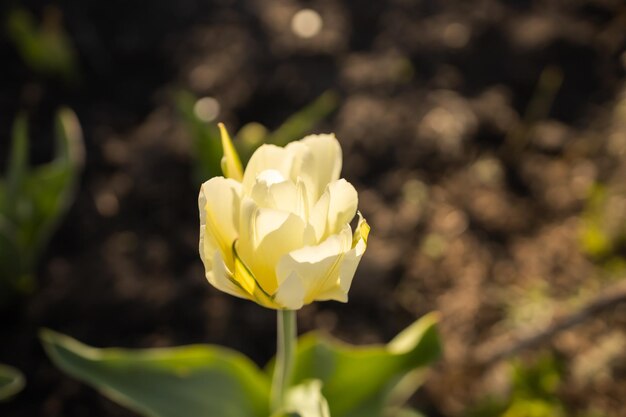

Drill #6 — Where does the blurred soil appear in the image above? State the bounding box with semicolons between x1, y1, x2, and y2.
1;0;626;416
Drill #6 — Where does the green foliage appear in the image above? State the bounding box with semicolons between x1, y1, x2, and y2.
176;91;223;183
579;183;626;268
5;6;79;81
41;314;440;417
0;364;25;401
580;185;614;259
467;353;566;417
176;90;339;185
40;329;272;417
264;91;339;148
0;109;83;303
276;313;441;417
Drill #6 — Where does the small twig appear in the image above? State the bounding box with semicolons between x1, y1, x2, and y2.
473;280;626;367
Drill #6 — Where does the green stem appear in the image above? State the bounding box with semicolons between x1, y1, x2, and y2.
271;309;297;412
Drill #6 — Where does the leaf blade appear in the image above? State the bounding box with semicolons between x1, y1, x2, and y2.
41;329;271;417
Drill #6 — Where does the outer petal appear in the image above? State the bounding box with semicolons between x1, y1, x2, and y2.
238;197;306;295
276;226;353;305
316;213;369;301
199;177;242;271
299;134;342;199
273;272;306;310
207;249;251;300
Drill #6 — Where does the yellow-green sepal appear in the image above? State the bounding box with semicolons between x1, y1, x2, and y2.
219;123;244;181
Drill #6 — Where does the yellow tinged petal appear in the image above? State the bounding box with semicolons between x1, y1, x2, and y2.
199;177;241;269
218;123;243;181
232;240;279;308
237;197;306;295
353;211;370;250
209;249;251;300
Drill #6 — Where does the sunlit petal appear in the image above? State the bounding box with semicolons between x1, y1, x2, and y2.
199;177;242;269
242;145;293;194
300;134;342;198
273;272;305;310
308;179;358;241
208;249;250;300
238;197;306;294
276;226;353;304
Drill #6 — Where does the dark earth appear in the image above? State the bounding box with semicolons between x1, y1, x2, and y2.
1;0;626;416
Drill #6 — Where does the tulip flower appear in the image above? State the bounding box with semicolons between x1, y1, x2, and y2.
199;124;369;310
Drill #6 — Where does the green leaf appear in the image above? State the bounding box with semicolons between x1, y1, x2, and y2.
54;107;85;169
6;7;79;81
40;329;271;417
21;108;82;258
266;91;339;147
280;313;440;417
174;91;223;184
8;109;82;275
0;363;25;401
0;109;82;301
6;113;29;208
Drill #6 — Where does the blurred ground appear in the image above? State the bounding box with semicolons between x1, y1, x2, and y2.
1;0;626;416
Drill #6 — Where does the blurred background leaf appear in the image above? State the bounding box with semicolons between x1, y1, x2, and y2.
5;6;79;82
0;108;83;304
177;90;338;185
0;364;25;401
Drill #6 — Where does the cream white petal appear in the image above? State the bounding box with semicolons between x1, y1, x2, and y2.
276;226;353;304
273;272;305;310
308;191;330;242
326;179;358;235
198;225;215;272
250;170;299;213
317;247;360;302
308;179;358;241
299;215;368;303
242;145;293;194
238;197;306;294
199;177;242;269
299;134;342;198
284;141;318;203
